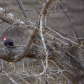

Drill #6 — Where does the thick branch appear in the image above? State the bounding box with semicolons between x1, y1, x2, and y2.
0;44;45;62
16;0;28;19
43;0;53;15
0;7;38;32
0;7;24;25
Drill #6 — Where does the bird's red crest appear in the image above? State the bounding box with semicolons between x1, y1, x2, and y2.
2;36;6;40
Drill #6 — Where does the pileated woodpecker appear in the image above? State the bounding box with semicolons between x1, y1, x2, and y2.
2;36;14;48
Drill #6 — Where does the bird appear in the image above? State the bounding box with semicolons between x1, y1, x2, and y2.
2;36;14;48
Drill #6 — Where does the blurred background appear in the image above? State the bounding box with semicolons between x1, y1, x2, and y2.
0;0;84;40
0;0;84;84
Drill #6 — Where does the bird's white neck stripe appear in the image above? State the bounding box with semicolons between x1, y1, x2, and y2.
4;38;6;41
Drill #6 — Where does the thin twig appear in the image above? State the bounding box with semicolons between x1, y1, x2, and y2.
16;71;30;84
57;1;80;42
3;70;18;84
40;15;48;70
45;32;68;45
46;26;84;48
0;23;15;39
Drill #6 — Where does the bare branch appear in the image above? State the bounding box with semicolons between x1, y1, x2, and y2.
3;70;18;84
57;1;80;42
16;0;28;19
45;26;84;48
43;0;54;15
0;23;15;39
